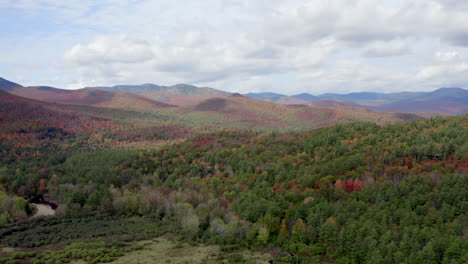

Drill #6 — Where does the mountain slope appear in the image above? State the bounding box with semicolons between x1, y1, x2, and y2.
177;95;421;130
87;83;232;106
0;90;195;162
2;85;174;111
0;77;421;133
0;89;111;152
292;93;319;101
0;77;22;91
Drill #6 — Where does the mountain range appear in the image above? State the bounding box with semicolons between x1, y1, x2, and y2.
86;83;231;106
247;88;468;115
3;77;466;115
0;77;422;139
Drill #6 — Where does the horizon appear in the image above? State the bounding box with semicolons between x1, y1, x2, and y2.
2;1;468;94
1;76;466;97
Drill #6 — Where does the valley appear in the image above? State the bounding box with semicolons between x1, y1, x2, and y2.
0;77;466;264
2;2;468;263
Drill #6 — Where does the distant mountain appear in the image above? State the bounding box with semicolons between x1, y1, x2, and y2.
419;87;468;103
0;77;22;90
2;76;463;117
367;88;468;114
245;92;287;101
247;88;468;115
245;92;312;105
317;89;451;102
1;84;174;111
86;83;232;106
292;93;319;101
0;77;421;143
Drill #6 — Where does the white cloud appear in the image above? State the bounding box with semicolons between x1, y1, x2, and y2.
363;40;410;57
298;60;414;94
416;52;468;87
2;0;468;93
64;35;153;65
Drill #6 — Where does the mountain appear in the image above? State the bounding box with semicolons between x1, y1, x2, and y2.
2;85;174;111
362;88;468;114
418;87;468;102
0;87;420;162
316;88;468;114
292;93;319;101
248;88;468;115
245;92;312;105
245;92;287;101
0;77;421;132
0;89;195;159
0;89;110;139
0;77;22;90
86;83;232;106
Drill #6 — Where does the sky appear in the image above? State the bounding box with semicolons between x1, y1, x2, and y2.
1;0;468;95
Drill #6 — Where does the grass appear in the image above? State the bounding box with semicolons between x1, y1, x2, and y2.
1;214;272;264
0;248;14;253
0;214;165;248
107;236;272;264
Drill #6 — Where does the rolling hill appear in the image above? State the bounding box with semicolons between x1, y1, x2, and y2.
0;89;194;160
1;85;175;111
3;77;465;114
86;83;232;106
0;77;421;133
4;87;409;165
0;89;110;129
174;95;421;131
0;89;111;155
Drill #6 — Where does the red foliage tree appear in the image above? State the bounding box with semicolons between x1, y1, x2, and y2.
405;157;413;169
345;179;354;191
334;179;344;190
353;178;363;191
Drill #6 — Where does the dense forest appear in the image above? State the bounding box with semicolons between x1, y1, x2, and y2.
0;115;467;263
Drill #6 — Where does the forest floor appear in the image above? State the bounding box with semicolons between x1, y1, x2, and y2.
70;236;273;264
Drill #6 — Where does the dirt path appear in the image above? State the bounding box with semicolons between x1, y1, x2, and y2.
31;204;55;218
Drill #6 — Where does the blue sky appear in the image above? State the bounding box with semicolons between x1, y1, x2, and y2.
1;0;468;95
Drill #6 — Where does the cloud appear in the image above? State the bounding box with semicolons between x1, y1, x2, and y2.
61;32;334;87
363;40;410;57
416;51;468;87
298;60;413;94
64;35;153;65
2;0;468;92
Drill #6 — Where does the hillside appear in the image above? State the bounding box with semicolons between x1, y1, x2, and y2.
0;89;109;131
175;96;421;131
87;83;232;106
0;77;421;134
0;77;22;91
0;90;193;163
2;85;174;111
0;115;466;264
0;89;111;161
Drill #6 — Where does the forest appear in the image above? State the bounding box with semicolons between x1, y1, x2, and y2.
0;115;467;264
